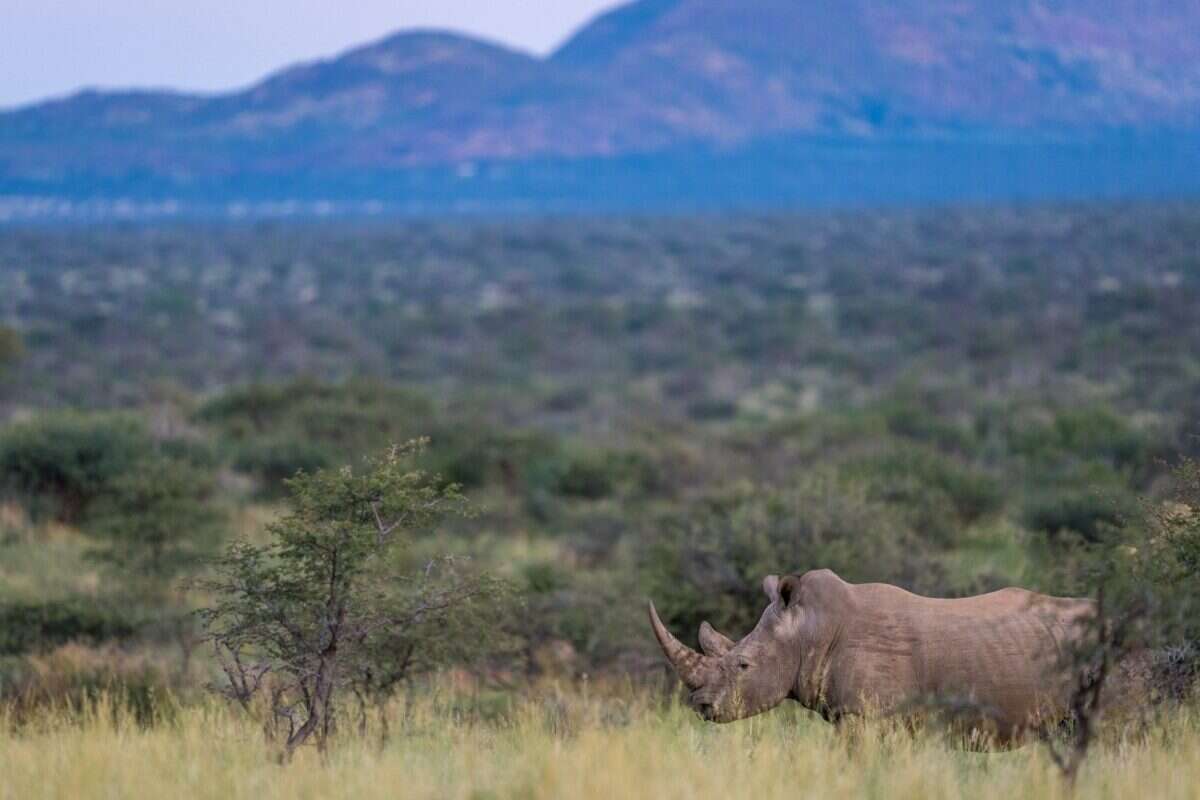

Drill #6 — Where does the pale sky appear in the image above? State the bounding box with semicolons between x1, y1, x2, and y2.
0;1;621;110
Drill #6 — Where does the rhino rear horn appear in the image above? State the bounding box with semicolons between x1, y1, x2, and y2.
698;621;735;657
648;601;714;690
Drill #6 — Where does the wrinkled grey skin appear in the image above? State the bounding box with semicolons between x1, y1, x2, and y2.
650;568;1112;744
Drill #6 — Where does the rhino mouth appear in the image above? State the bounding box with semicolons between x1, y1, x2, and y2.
689;692;717;721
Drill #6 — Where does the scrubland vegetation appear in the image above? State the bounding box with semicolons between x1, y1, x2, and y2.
1;205;1199;794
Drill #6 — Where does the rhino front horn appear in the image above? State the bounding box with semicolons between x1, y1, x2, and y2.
648;601;713;690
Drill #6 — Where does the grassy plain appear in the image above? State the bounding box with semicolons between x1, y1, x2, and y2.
2;691;1198;800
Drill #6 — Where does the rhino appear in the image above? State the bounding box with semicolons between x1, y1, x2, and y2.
649;569;1130;745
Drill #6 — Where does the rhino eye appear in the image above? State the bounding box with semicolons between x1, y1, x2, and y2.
738;660;752;671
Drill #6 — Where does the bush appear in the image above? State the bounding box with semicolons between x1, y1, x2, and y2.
0;412;152;523
540;449;655;501
1023;486;1136;544
639;474;941;642
879;396;975;454
1133;459;1200;651
555;454;617;500
232;439;334;495
200;378;438;494
87;455;226;587
0;600;145;656
201;441;512;758
842;448;1002;546
1012;406;1153;473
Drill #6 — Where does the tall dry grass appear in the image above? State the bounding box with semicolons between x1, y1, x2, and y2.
2;687;1198;800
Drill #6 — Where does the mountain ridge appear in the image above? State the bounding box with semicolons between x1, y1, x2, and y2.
3;0;1200;214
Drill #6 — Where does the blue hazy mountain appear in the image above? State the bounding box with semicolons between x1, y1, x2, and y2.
3;0;1199;215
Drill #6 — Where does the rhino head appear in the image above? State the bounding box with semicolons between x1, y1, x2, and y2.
650;573;825;722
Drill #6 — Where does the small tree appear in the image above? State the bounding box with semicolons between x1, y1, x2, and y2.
200;441;508;759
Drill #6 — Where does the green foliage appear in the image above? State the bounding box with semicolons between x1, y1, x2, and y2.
3;210;1199;689
231;439;333;496
639;475;939;641
879;396;976;454
553;454;618;500
87;456;226;587
843;448;1002;546
0;599;145;656
201;441;511;755
199;378;437;494
526;448;655;502
522;561;571;595
1131;460;1200;646
1012;407;1153;473
0;412;153;523
1023;486;1137;544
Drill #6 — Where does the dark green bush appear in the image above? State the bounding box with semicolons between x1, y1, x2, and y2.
844;448;1003;545
0;412;152;523
201;378;438;493
555;455;617;500
639;475;940;641
87;455;226;584
522;561;571;595
0;600;145;656
1023;487;1136;543
879;397;976;454
232;438;334;495
1011;406;1152;472
199;378;434;446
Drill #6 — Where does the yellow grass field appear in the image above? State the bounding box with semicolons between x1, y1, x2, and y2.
3;690;1198;800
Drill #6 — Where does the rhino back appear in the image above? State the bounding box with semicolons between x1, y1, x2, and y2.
825;582;1092;726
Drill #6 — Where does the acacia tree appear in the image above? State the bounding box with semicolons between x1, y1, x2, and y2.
200;440;509;759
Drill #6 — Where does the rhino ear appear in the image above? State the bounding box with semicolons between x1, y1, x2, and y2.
762;575;781;605
698;621;735;657
779;574;804;608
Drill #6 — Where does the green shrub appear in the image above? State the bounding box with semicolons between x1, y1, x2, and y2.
1023;487;1136;543
879;397;975;454
1012;406;1152;472
555;455;617;500
522;561;571;595
199;378;434;445
843;448;1003;545
639;474;940;640
87;455;226;586
200;378;437;493
232;439;334;495
200;442;513;756
0;412;152;523
0;600;145;656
